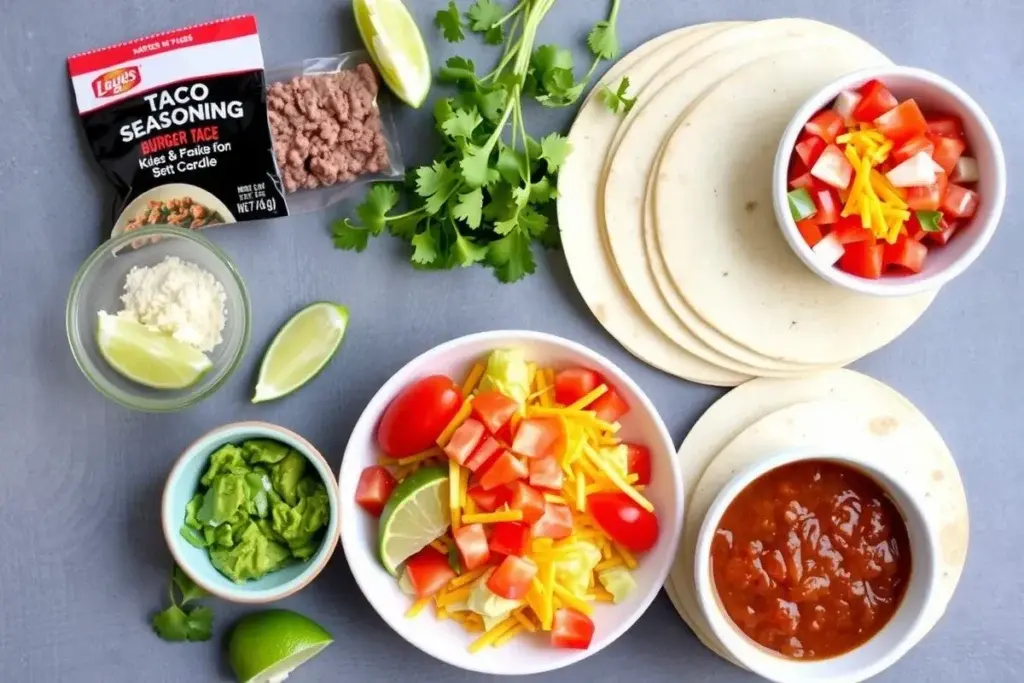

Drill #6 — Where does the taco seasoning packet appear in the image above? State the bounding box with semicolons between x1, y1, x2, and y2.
68;15;402;238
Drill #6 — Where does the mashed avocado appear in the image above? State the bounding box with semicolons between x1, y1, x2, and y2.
478;349;531;405
181;439;331;583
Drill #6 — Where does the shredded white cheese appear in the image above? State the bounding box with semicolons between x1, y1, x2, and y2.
115;256;227;352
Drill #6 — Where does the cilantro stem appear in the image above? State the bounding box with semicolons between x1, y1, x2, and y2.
386;207;425;222
495;1;526;27
582;55;602;84
608;0;621;24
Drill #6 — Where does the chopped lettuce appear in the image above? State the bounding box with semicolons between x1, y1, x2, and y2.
599;445;629;478
598;567;637;604
468;569;522;619
478;349;531;405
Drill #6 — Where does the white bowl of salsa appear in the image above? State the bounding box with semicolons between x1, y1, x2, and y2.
693;447;940;683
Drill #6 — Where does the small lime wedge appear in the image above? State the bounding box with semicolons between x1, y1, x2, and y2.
378;466;450;575
96;312;212;389
227;610;332;683
252;302;349;404
353;0;432;108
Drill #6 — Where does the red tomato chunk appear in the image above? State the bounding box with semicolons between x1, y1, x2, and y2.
488;555;537;599
551;608;595;650
554;368;603;406
443;418;485;466
489;521;530;557
355;466;397;517
405;547;456;598
472;390;518;434
453;523;490;571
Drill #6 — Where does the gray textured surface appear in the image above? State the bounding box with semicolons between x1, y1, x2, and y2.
1;0;1021;681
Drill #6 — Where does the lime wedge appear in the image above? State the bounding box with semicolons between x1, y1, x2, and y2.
96;312;212;390
378;466;450;575
227;610;332;683
252;302;349;404
353;0;432;107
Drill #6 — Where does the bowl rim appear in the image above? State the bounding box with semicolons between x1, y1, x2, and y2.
772;65;1007;298
161;420;341;604
65;224;252;412
337;329;684;675
693;446;941;683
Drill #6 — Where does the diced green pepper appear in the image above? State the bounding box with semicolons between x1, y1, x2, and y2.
788;188;817;222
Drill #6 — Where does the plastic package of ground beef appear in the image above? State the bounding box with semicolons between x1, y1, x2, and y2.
264;53;404;215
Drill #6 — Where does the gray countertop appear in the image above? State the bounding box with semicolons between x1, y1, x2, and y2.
1;0;1021;681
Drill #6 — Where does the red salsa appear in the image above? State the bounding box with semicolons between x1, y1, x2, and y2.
711;460;911;659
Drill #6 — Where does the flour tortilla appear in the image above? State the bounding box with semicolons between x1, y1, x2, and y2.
668;370;968;660
604;28;889;374
653;51;936;365
558;22;751;386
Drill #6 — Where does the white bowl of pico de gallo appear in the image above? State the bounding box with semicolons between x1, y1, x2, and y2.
338;330;683;674
774;66;1006;297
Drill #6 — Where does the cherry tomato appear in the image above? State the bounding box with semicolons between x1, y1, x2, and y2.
472;390;518;434
625;444;652;486
377;376;463;457
478;451;528;491
354;466;397;517
452;523;490;571
588;492;660;552
511;417;563;459
528;455;564;490
443;418;485;466
531;502;574;540
553;368;603;406
551;608;595;650
487;555;537;599
489;522;530;557
404;547;456;598
507;482;545;523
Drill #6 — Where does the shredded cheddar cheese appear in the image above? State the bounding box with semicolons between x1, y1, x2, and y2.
461;363;486;395
448;566;488;590
429;539;448;555
566;384;608;411
494;623;525;647
461;509;524;524
839;127;910;243
552;584;594;616
449;459;462;530
437;398;474;447
406;597;431;617
469;617;518;652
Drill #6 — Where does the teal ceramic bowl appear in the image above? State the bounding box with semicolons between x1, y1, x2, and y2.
161;421;340;603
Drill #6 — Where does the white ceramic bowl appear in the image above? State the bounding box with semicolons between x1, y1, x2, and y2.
693;447;940;683
338;330;683;675
773;66;1006;297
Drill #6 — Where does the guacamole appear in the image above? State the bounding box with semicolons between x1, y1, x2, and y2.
180;439;331;583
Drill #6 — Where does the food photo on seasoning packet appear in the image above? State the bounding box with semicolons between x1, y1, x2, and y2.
58;2;1007;683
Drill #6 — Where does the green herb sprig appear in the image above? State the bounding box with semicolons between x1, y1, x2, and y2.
151;565;214;642
333;0;623;282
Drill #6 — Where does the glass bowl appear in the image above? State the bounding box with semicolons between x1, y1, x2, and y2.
66;225;251;411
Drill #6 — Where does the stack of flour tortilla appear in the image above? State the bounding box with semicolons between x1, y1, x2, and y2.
558;19;937;386
663;369;969;668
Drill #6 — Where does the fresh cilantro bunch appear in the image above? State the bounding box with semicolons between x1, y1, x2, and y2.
151;565;214;642
332;0;623;283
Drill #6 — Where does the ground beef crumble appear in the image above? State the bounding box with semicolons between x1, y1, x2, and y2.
267;63;390;192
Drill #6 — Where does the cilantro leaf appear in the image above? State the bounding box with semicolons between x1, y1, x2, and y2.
496;143;528;185
453;227;489;266
494;216;518;236
389;213;422;241
916;210;944;232
460;145;495;189
434;98;455;131
519;205;549;237
415;161;460;214
539;133;572;172
411;230;440;264
587;19;620;60
442;109;483;139
331;219;371;252
466;0;504;33
487;228;536;283
172;566;208;606
453;188;484;229
483;25;504;45
356;184;399;235
438;56;477;85
153;604;191;642
530;176;557;204
532;45;574;74
435;1;465;43
601;76;637;115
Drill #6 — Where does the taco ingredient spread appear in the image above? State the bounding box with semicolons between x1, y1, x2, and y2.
711;459;911;660
123;196;227;232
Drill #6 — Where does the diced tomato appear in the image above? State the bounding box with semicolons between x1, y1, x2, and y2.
404;547;456;598
470;485;510;512
883;236;928;273
494;420;514;447
810;144;854;190
489;521;530;556
929;135;966;175
511;417;563;459
472;391;519;434
478;451;528;490
452;523;490;571
905;213;929;242
528;455;564;490
507;481;545;523
625;444;652;486
810;187;841;225
873;99;928;143
853;80;898;122
795;219;822;248
551;608;595;650
891;135;934;165
831;216;872;244
553;368;603;406
942;184;979;218
589;389;630;423
464;435;503;472
443;418;485;466
794;134;826;168
928;218;960;245
487;555;537;600
789;171;816;191
927;114;965;139
804;110;845;144
531;502;574;540
839;241;884;279
354;466;397;517
905;173;948;212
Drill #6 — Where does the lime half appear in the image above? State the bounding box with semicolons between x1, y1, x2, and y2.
252;302;349;404
353;0;431;107
96;312;212;390
227;610;332;683
378;467;450;575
